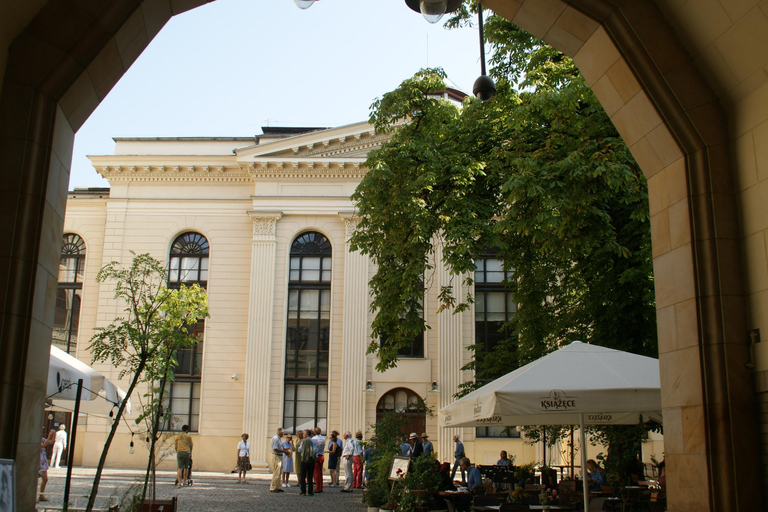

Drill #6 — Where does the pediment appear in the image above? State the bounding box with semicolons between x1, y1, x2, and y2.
236;120;389;161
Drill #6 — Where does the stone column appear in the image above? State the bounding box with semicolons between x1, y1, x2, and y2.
435;242;470;460
243;212;281;465
338;215;369;434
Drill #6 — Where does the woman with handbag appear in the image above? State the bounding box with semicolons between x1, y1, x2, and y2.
237;433;251;483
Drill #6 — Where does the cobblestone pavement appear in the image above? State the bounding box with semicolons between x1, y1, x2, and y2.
38;467;367;512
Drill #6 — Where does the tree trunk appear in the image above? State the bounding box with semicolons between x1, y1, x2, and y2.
85;359;146;512
143;376;168;503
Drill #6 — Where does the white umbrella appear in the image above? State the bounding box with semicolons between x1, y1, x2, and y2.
48;345;130;414
438;341;662;512
47;345;131;510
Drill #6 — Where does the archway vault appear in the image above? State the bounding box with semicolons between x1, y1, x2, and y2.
0;0;763;510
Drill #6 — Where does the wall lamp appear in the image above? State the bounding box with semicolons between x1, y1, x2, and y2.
365;380;373;391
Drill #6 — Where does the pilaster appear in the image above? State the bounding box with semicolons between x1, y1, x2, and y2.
243;212;281;464
435;242;470;460
339;215;369;435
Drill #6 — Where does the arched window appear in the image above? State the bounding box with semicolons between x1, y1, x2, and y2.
162;232;208;432
283;231;331;434
53;234;86;354
169;232;209;286
376;388;426;436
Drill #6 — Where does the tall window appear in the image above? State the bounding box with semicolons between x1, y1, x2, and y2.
475;254;519;438
283;231;331;434
162;232;208;432
53;234;85;354
380;290;424;358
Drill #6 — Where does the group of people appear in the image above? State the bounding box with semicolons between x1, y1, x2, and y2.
257;427;369;495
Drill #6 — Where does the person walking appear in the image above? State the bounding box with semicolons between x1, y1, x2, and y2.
450;434;465;481
421;433;434;459
312;426;325;492
51;424;67;468
340;431;354;492
269;427;287;493
352;430;364;488
299;429;316;496
236;433;250;483
175;425;193;487
281;434;294;487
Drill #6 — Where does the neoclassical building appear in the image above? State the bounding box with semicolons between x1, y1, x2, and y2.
61;120;553;471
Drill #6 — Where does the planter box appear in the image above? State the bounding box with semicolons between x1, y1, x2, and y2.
141;497;177;511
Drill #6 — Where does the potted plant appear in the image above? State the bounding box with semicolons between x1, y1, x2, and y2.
514;462;536;487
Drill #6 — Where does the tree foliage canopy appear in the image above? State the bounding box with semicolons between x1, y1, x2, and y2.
350;15;656;379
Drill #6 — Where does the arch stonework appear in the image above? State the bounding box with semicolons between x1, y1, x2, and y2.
0;0;765;510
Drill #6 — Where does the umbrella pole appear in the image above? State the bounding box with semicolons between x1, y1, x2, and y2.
63;379;83;512
580;413;588;512
570;427;575;479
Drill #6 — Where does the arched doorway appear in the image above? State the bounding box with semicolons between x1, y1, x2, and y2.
377;388;426;438
1;1;765;510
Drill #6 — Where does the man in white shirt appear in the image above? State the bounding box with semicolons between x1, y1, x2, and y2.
340;431;354;492
270;428;287;493
51;424;67;468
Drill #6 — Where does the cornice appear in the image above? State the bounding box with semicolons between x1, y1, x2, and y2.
243;159;367;180
93;162;251;183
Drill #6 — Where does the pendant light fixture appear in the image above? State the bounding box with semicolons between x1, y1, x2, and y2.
404;0;462;24
294;0;316;9
472;3;496;101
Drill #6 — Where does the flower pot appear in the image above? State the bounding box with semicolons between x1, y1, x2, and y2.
367;508;379;512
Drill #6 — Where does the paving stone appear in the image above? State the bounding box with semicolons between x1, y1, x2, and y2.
38;467;367;512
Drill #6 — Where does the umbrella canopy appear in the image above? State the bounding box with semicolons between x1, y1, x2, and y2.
439;341;661;428
48;345;128;413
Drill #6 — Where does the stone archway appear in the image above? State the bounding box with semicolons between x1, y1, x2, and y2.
0;1;763;510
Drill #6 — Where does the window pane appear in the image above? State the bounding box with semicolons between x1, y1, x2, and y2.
297;385;315;401
300;290;319;311
303;257;321;270
296;401;315;417
486;292;506;312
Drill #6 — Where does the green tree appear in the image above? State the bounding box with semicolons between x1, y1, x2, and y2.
351;18;655;378
84;253;208;512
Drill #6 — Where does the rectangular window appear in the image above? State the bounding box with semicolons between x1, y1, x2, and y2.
161;380;201;432
283;383;327;434
52;287;82;353
475;256;516;439
476;426;521;438
161;323;203;432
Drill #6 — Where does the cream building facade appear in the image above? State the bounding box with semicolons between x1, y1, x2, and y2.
5;1;768;509
63;120;553;472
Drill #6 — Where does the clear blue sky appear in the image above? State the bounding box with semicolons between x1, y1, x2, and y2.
70;0;484;188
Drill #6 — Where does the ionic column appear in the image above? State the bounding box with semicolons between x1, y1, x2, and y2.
243;212;281;465
435;241;471;461
339;215;369;435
